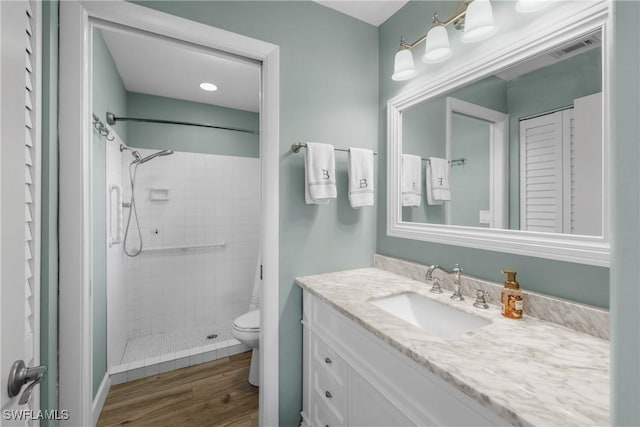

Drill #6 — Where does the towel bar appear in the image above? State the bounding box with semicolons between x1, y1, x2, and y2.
291;142;378;155
423;157;466;166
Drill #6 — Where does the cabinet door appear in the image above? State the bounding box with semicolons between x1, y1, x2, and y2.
349;368;413;427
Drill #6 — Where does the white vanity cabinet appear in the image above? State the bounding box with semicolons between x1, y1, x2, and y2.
301;290;509;427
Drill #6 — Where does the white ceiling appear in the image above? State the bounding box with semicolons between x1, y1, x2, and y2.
100;1;406;112
101;28;261;113
313;0;408;26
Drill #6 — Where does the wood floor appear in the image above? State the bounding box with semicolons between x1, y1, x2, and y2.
97;351;258;427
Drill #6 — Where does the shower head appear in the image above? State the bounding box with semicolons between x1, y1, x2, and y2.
120;144;143;162
137;149;174;164
121;145;173;164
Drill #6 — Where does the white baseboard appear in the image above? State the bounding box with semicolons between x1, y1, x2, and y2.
92;373;111;426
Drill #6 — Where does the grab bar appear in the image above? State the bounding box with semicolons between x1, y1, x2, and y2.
109;184;123;247
141;242;227;253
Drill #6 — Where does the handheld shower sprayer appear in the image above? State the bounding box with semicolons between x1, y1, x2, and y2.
120;146;175;257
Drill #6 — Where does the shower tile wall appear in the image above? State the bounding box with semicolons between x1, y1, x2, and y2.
122;149;260;343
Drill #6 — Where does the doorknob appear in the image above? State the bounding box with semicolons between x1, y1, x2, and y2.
7;360;47;405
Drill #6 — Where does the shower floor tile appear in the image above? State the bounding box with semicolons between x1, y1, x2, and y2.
121;320;235;364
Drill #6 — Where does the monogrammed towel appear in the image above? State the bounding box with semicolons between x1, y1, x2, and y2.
305;142;336;204
347;148;374;208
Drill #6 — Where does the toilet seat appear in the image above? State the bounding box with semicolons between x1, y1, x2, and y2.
233;309;259;332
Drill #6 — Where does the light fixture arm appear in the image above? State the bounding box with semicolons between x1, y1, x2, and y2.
399;1;471;50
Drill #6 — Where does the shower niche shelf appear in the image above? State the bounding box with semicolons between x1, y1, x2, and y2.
149;188;170;201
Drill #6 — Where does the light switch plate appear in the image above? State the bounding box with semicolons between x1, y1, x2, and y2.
479;210;491;224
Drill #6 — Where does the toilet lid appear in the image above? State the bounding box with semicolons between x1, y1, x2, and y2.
234;309;260;331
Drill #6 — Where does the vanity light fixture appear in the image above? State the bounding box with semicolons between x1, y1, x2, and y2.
392;0;497;81
460;0;497;43
422;17;451;64
199;82;218;92
392;47;419;81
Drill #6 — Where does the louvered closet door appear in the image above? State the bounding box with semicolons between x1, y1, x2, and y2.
519;110;573;233
1;0;42;421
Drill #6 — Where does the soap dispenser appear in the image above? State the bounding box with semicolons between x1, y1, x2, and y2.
500;270;523;319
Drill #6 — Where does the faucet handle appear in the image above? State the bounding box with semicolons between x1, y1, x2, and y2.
473;289;489;309
453;263;463;274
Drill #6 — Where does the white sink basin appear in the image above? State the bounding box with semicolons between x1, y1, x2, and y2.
370;292;490;339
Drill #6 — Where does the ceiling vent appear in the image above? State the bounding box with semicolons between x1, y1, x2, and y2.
549;34;601;59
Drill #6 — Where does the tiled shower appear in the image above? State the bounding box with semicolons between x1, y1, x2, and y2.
106;139;260;384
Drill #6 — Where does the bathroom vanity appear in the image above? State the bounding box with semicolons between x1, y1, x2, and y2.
296;266;609;426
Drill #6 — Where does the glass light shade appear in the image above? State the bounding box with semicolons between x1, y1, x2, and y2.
515;0;552;13
392;49;418;81
461;0;497;43
422;25;452;63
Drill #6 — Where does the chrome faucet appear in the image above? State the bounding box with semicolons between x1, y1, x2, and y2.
425;265;443;294
450;264;464;301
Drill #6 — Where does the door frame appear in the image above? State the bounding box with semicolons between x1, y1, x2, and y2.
445;97;509;228
58;2;280;425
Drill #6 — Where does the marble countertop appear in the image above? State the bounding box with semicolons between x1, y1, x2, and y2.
295;268;609;427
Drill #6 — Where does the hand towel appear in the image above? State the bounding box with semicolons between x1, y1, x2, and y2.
304;142;337;205
347;148;374;208
401;154;422;207
426;157;451;205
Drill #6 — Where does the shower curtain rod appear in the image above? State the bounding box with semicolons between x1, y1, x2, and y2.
105;112;259;135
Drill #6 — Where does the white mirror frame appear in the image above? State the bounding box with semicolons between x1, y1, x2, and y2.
387;1;610;267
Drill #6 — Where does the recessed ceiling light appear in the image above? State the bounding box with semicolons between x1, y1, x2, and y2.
199;82;218;92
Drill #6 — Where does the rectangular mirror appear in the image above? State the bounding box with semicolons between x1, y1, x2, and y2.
401;31;601;235
387;4;609;266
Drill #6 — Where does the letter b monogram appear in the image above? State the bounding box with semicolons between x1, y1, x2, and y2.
322;169;330;180
359;179;368;188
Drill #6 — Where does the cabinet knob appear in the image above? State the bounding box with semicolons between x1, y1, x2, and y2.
324;357;332;364
325;390;332;399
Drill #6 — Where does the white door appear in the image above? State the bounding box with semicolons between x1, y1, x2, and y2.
1;0;43;423
520;109;573;233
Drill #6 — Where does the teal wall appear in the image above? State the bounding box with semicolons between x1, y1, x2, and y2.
91;29;128;398
507;48;602;228
378;1;609;309
611;2;640;424
131;2;379;425
401;75;507;225
40;0;58;422
126;92;259;157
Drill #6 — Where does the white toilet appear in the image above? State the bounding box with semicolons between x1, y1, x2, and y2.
232;255;261;386
232;309;260;386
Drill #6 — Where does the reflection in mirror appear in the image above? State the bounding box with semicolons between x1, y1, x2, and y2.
401;29;602;237
450;113;491;228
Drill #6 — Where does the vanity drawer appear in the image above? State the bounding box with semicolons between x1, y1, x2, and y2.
310;331;347;385
312;396;344;427
312;361;346;421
